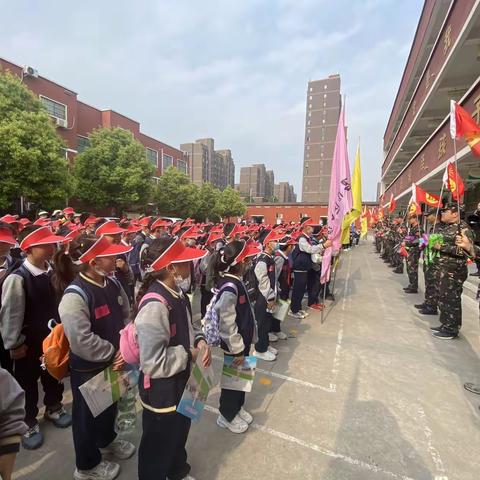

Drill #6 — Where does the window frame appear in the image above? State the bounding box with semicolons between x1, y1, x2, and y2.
146;147;159;167
39;95;67;121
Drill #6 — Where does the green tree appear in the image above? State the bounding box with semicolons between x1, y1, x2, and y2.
216;186;246;220
73;127;155;214
0;71;70;210
194;182;221;222
154;167;199;218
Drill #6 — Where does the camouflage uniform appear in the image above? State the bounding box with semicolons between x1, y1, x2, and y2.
423;223;443;309
437;220;473;333
392;225;405;272
405;223;422;290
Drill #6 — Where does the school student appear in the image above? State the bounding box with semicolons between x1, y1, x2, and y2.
290;218;331;319
213;240;260;433
0;225;71;450
58;236;135;480
254;230;284;361
0;224;21;374
133;237;209;480
129;217;154;284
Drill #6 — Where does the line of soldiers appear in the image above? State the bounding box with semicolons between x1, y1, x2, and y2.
373;202;474;340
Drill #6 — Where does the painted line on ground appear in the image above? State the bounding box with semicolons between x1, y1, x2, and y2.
417;404;448;479
13;451;56;479
204;404;415;480
211;355;335;392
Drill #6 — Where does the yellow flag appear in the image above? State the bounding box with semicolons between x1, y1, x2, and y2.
360;206;368;239
341;143;362;244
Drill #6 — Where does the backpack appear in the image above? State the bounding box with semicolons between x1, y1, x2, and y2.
119;292;170;367
41;284;89;381
243;258;259;302
203;282;238;346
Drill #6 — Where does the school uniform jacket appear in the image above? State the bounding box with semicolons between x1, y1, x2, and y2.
214;273;257;356
254;252;276;303
135;280;204;412
59;273;130;371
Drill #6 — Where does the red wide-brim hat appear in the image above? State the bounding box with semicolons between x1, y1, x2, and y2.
78;236;133;264
95;220;126;236
151;237;207;271
19;226;67;251
0;227;16;246
63;207;75;215
0;214;19;224
263;230;285;245
232;241;261;266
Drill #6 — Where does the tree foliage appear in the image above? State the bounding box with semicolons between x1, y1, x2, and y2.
195;182;221;222
73;127;155;213
216;186;246;219
154;167;199;218
0;71;70;210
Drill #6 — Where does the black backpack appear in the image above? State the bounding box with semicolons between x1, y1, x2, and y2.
243;257;259;302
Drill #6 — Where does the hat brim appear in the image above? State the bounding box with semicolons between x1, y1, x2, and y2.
0;236;16;246
96;243;133;258
235;243;261;264
26;234;67;248
100;227;126;235
171;247;207;264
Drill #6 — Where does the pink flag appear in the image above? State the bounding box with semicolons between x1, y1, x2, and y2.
321;107;352;283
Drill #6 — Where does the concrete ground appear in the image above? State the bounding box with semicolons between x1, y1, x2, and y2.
12;241;480;480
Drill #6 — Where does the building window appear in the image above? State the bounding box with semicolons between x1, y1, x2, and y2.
324;85;327;90
308;104;312;109
77;136;90;153
309;96;312;100
176;159;187;174
163;153;173;171
309;87;313;92
308;112;311;117
322;119;326;124
40;95;67;120
307;120;311;126
146;148;158;167
324;93;327;99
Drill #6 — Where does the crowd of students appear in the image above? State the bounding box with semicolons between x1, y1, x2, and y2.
0;208;334;480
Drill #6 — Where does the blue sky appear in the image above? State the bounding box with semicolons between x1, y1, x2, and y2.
2;0;423;201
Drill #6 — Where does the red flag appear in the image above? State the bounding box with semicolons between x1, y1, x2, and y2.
388;193;396;213
450;101;480;156
415;185;442;207
442;161;465;200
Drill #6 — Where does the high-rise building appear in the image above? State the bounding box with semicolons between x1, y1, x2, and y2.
180;138;235;189
265;170;275;201
239;164;268;202
301;75;341;203
274;182;297;203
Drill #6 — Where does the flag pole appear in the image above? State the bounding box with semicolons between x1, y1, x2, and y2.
432;180;445;234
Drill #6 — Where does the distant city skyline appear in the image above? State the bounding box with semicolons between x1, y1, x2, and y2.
1;0;424;200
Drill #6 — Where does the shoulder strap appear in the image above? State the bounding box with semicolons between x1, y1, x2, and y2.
218;281;238;296
108;276;122;290
65;284;90;305
139;292;170;310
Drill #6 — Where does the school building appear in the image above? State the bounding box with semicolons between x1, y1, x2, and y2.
0;57;189;181
380;1;480;213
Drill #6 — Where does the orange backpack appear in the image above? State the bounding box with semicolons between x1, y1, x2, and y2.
42;320;70;381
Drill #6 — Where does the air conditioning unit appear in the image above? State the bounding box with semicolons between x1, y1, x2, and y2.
23;66;38;78
55;117;68;128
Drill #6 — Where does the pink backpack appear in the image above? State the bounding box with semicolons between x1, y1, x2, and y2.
119;293;170;366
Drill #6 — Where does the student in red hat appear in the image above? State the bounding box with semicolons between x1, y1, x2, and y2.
63;207;75;223
211;240;259;433
0;225;71;450
129;217;155;284
0;223;22;374
132;237;209;480
289;218;331;319
253;230;284;361
57;236;135;480
93;219;126;245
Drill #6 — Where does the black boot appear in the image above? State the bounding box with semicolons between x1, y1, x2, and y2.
393;267;403;274
419;306;438;315
414;303;426;309
404;287;418;294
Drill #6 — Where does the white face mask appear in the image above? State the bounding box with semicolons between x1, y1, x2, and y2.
91;263;109;277
173;267;191;293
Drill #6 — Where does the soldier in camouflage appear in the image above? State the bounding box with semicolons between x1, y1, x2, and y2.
431;202;474;339
392;220;406;274
403;214;422;293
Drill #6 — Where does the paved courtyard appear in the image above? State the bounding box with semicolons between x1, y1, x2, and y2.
13;240;480;479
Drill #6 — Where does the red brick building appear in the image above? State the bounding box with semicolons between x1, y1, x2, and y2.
381;1;480;212
0;57;189;180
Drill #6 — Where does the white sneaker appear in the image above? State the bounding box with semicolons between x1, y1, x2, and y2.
216;414;248;434
268;332;279;342
275;331;288;340
238;407;253;425
74;460;120;480
288;310;305;320
299;309;309;317
267;346;278;356
254;350;276;361
99;439;136;460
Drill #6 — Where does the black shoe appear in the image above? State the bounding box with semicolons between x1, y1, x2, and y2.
470;271;480;277
393;268;404;274
414;303;426;309
432;330;458;340
403;285;412;291
404;288;418;294
419;307;438;315
325;293;335;301
430;325;443;332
